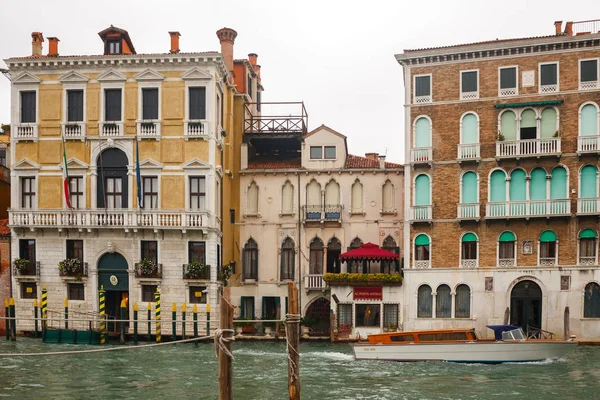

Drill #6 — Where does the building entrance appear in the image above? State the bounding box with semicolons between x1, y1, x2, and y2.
510;280;542;330
98;252;129;332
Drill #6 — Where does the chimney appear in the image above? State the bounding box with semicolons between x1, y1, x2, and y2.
31;32;44;57
169;31;181;54
365;152;379;160
255;64;261;81
216;27;238;80
565;21;573;36
248;53;257;66
554;21;563;35
47;37;59;57
379;155;386;170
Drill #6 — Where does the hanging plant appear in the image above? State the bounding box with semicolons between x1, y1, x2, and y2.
13;258;31;274
184;262;208;279
137;259;158;277
218;263;234;286
58;258;82;276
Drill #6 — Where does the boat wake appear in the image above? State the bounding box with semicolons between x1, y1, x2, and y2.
302;351;354;361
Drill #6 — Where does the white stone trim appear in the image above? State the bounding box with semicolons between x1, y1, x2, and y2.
412;73;432;104
538;61;560;93
459;232;479;268
498;65;519;97
578;57;599;90
578;101;600;136
459;69;479;100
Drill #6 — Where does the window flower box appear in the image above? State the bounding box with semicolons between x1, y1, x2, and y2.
183;262;210;280
323;273;402;286
135;259;162;278
58;258;87;278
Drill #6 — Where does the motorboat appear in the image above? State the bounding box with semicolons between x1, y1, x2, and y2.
352;325;577;363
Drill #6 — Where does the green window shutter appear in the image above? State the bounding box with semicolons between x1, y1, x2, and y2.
249;296;255;318
580;229;597;239
490;170;507;202
500;111;517;141
540;108;557;138
462;233;477;242
415;118;431;147
520;109;536;129
415;234;430;246
581;104;598;136
529;168;547;200
240;296;246;318
540;230;557;242
510;169;526;201
580;166;598;198
550;167;567;199
415;174;430;206
461;172;477;203
261;297;266;319
499;231;515;242
461;114;478;144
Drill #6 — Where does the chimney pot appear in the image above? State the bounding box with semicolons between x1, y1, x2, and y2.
47;37;59;57
554;21;563;35
31;32;44;57
253;64;261;81
248;53;258;66
169;31;181;54
365;152;379;160
565;21;574;36
379;155;386;169
216;28;238;82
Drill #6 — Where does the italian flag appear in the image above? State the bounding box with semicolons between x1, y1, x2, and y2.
62;134;73;209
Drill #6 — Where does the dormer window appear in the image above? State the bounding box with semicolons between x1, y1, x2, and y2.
309;146;336;160
324;146;336;159
310;146;322;159
98;26;136;55
106;40;121;54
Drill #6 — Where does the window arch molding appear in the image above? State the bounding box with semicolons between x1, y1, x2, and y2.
459;111;480;144
487;168;508;202
578;164;599;200
382;179;396;214
497;230;517;267
578;101;600;136
582;281;600;318
412;173;432;205
350;178;364;214
539;106;560;138
459;231;479;268
281;180;294;215
434;283;452;318
245;179;260;216
413;233;431;269
416;283;433;318
577;228;598;266
242;237;259;281
279;236;296;281
454;283;472;318
324;178;341;206
538;229;559;266
518;107;540;120
412;115;432;148
459;170;479;203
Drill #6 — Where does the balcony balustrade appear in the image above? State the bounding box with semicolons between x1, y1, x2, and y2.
304;274;326;291
486;199;570;219
410;147;432;165
496;138;560;159
14;123;38;141
414;260;431;269
410;205;432;222
61;122;86;140
99;122;124;137
577;136;600;154
302;205;343;223
13;261;41;276
460;259;478;268
539;257;557;266
184;120;208;139
137;121;161;140
577;198;600;215
498;258;515;267
457;143;480;161
579;256;596;266
457;203;480;220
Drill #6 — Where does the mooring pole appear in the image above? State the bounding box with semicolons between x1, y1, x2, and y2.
155;289;161;343
206;303;211;337
181;303;187;339
9;298;16;341
133;302;138;345
172;302;177;342
4;299;10;341
120;299;126;345
193;304;198;346
147;302;151;343
99;286;106;345
218;297;234;400
64;298;69;330
287;282;300;400
41;285;48;340
33;299;39;338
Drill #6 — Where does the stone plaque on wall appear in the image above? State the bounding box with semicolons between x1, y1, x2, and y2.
522;240;533;255
522;70;535;87
485;277;494;292
561;276;570;291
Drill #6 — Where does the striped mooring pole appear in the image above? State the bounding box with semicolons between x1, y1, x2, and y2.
206;303;210;337
9;298;16;341
41;285;47;339
181;303;187;339
171;302;177;342
64;298;69;329
193;304;198;346
120;299;126;344
133;302;138;345
99;286;106;345
154;288;161;342
147;302;151;343
4;299;9;341
33;299;39;338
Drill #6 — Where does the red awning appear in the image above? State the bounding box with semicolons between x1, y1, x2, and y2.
339;242;399;261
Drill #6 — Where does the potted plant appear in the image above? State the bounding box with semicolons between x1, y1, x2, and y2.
137;259;158;277
383;324;399;332
497;132;505;142
58;258;83;277
13;258;31;275
184;262;208;279
236;317;254;334
218;263;234;286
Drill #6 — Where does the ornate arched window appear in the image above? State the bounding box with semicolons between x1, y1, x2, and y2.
242;239;258;280
280;237;295;280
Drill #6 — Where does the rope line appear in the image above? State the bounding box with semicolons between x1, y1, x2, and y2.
285;313;301;384
0;335;212;358
214;328;235;360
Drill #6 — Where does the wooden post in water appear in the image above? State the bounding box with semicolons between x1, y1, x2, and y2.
287;282;300;400
218;296;234;400
564;306;570;340
33;299;39;338
4;299;9;341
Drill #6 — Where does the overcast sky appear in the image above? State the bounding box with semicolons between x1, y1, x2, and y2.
0;0;596;162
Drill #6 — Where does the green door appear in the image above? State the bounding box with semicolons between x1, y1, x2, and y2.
98;253;129;291
415;174;430;205
461;114;478;144
415;118;431;148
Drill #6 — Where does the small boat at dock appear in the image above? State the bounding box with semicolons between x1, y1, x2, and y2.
353;325;577;363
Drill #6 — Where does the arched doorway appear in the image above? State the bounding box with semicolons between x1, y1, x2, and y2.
97;148;128;208
510;280;542;330
98;252;129;332
305;297;331;336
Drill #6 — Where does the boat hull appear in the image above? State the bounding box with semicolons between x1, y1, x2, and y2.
353;341;577;363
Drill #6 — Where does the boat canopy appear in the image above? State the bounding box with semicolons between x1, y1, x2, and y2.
487;325;520;340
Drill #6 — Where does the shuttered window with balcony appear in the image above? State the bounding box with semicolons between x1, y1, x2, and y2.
142;88;159;120
67;90;83;122
414;234;430;261
189;87;206;120
414;117;431;147
104;89;122;121
20;91;36;123
580;104;599;136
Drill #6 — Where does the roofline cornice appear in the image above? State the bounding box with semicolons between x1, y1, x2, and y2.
241;167;404;175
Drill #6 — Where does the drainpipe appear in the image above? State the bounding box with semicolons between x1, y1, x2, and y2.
297;173;302;315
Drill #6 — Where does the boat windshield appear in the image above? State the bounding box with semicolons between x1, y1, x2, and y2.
501;328;525;341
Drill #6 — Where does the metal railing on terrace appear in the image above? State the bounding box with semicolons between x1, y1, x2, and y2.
572;19;600;35
486;199;570;219
244;102;308;135
496;138;561;158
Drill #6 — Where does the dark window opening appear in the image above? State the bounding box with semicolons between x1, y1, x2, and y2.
20;91;36;123
68;283;85;301
581;60;598;83
540;63;558;86
21;177;35;209
142;285;157;302
66;240;84;263
189;286;208;304
105;40;121;55
97;148;128;209
461;71;478;93
69;177;84;209
520;126;537;140
243;239;258;280
189;176;206;210
356;304;380;327
104;89;122;121
105;177;123;208
142;88;159;120
500;67;517;88
189;87;206;120
230;209;235;224
499;242;515;259
326;239;341;274
142;176;158;209
188;241;206;265
141;240;158;265
21;282;37;299
540;241;557;259
415;76;431;97
67;90;84;122
462;242;477;260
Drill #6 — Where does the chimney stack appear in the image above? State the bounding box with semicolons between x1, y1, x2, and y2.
255;65;261;81
31;32;44;57
379;155;386;170
47;37;59;57
565;21;574;36
365;152;379;160
554;21;563;35
248;53;261;81
216;27;238;81
169;31;181;54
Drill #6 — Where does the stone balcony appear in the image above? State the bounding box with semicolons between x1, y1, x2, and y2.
61;122;86;141
136;120;161;140
13;123;38;142
496;138;561;159
99;122;124;137
486;199;570;219
304;274;327;291
577;198;600;215
577;135;600;154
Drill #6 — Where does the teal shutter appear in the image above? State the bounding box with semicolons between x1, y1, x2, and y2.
262;297;266;319
499;231;516;242
580;166;597;198
415;175;430;205
540;108;557;138
415;234;430;246
462;233;477;242
240;296;246;318
551;167;567;199
540;230;557;242
461;114;478;144
529;168;547;200
249;296;255;318
490;170;506;202
461;172;477;203
500;111;517;141
510;170;526;200
581;104;598;136
415;118;431;147
520;109;537;130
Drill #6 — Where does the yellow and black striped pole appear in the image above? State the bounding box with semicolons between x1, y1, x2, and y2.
206;303;210;337
133;302;138;345
33;299;39;338
193;304;198;346
171;302;177;342
154;288;161;342
4;299;9;341
41;285;47;339
64;298;69;329
99;285;106;345
181;303;187;339
147;302;151;343
9;298;16;341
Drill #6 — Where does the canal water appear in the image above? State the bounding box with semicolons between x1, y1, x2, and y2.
1;339;599;399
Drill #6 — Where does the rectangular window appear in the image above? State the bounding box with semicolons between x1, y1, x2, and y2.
188;241;206;265
141;240;158;264
257;90;261;112
67;90;84;122
230;209;235;224
142;176;158;209
66;240;84;263
580;238;597;258
310;146;322;159
580;59;598;88
461;70;478;97
189;87;206;120
356;304;380;327
189;176;206;210
499;67;517;89
461;242;477;260
105;177;123;208
142;285;157;302
21;282;37;299
324;146;336;159
104;89;122;121
106;40;121;55
68;283;85;301
415;245;430;261
0;149;6;167
383;304;399;328
19;239;36;264
69;176;84;209
142;88;159;120
540;242;557;259
499;242;515;259
189;285;208;304
414;75;431;97
241;296;255;319
540;63;558;91
20;91;36;123
21;177;35;209
337;304;353;327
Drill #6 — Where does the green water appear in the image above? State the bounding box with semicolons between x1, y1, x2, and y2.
1;339;599;399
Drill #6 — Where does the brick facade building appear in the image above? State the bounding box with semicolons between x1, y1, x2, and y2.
396;20;600;338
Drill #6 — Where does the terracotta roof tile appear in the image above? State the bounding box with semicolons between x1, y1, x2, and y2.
6;51;220;60
402;34;560;53
247;157;302;170
0;219;9;236
345;154;402;169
